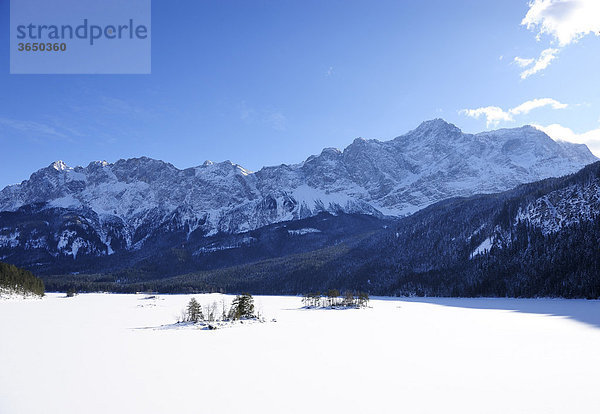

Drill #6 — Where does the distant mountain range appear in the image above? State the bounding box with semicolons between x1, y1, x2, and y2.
41;159;597;299
1;119;599;297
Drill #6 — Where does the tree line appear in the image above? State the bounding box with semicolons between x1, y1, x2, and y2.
302;290;369;308
0;261;44;296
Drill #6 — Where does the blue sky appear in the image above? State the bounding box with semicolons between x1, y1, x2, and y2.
1;0;599;188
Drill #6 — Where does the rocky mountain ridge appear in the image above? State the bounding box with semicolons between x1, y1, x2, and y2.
0;119;596;264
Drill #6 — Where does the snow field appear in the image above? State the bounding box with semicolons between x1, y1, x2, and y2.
1;293;599;414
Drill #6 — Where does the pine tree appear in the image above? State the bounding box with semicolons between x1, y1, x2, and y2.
186;297;202;322
229;293;255;320
357;291;369;308
343;290;355;307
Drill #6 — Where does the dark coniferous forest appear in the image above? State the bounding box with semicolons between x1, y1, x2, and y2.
38;163;600;298
0;261;45;296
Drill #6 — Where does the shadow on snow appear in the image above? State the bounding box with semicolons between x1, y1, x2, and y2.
380;297;600;330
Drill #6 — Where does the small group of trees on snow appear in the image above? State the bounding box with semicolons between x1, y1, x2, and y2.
181;293;258;324
302;290;369;308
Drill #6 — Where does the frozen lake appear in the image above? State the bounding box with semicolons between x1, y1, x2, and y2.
1;293;599;413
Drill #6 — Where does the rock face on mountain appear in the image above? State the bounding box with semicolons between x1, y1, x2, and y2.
0;119;596;263
38;161;600;297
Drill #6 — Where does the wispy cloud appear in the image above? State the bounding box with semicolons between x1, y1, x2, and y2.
0;117;69;139
460;98;568;127
98;96;149;116
515;0;600;78
240;102;287;131
509;98;567;115
513;56;534;67
533;123;600;156
516;48;559;79
265;112;287;131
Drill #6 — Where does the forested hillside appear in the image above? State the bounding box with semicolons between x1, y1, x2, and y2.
0;261;45;296
38;163;600;298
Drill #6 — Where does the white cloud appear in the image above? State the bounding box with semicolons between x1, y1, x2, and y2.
513;56;535;67
509;98;568;115
533;123;600;156
460;107;512;127
461;98;568;127
516;0;600;78
522;0;600;47
518;48;559;79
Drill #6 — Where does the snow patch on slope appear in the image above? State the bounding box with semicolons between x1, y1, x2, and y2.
288;228;321;236
470;237;493;259
517;181;600;234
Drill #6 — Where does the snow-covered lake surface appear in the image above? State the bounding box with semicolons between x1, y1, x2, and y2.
1;293;599;414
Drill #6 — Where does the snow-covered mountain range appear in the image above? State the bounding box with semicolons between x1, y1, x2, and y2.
0;119;597;261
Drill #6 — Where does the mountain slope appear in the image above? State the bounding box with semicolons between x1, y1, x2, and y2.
42;162;600;297
0;119;596;273
108;161;600;297
0;261;44;297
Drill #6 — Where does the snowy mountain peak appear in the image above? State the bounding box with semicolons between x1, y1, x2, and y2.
51;160;69;171
519;124;539;131
89;160;110;168
196;160;252;175
319;147;342;158
0;119;597;258
413;118;462;135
